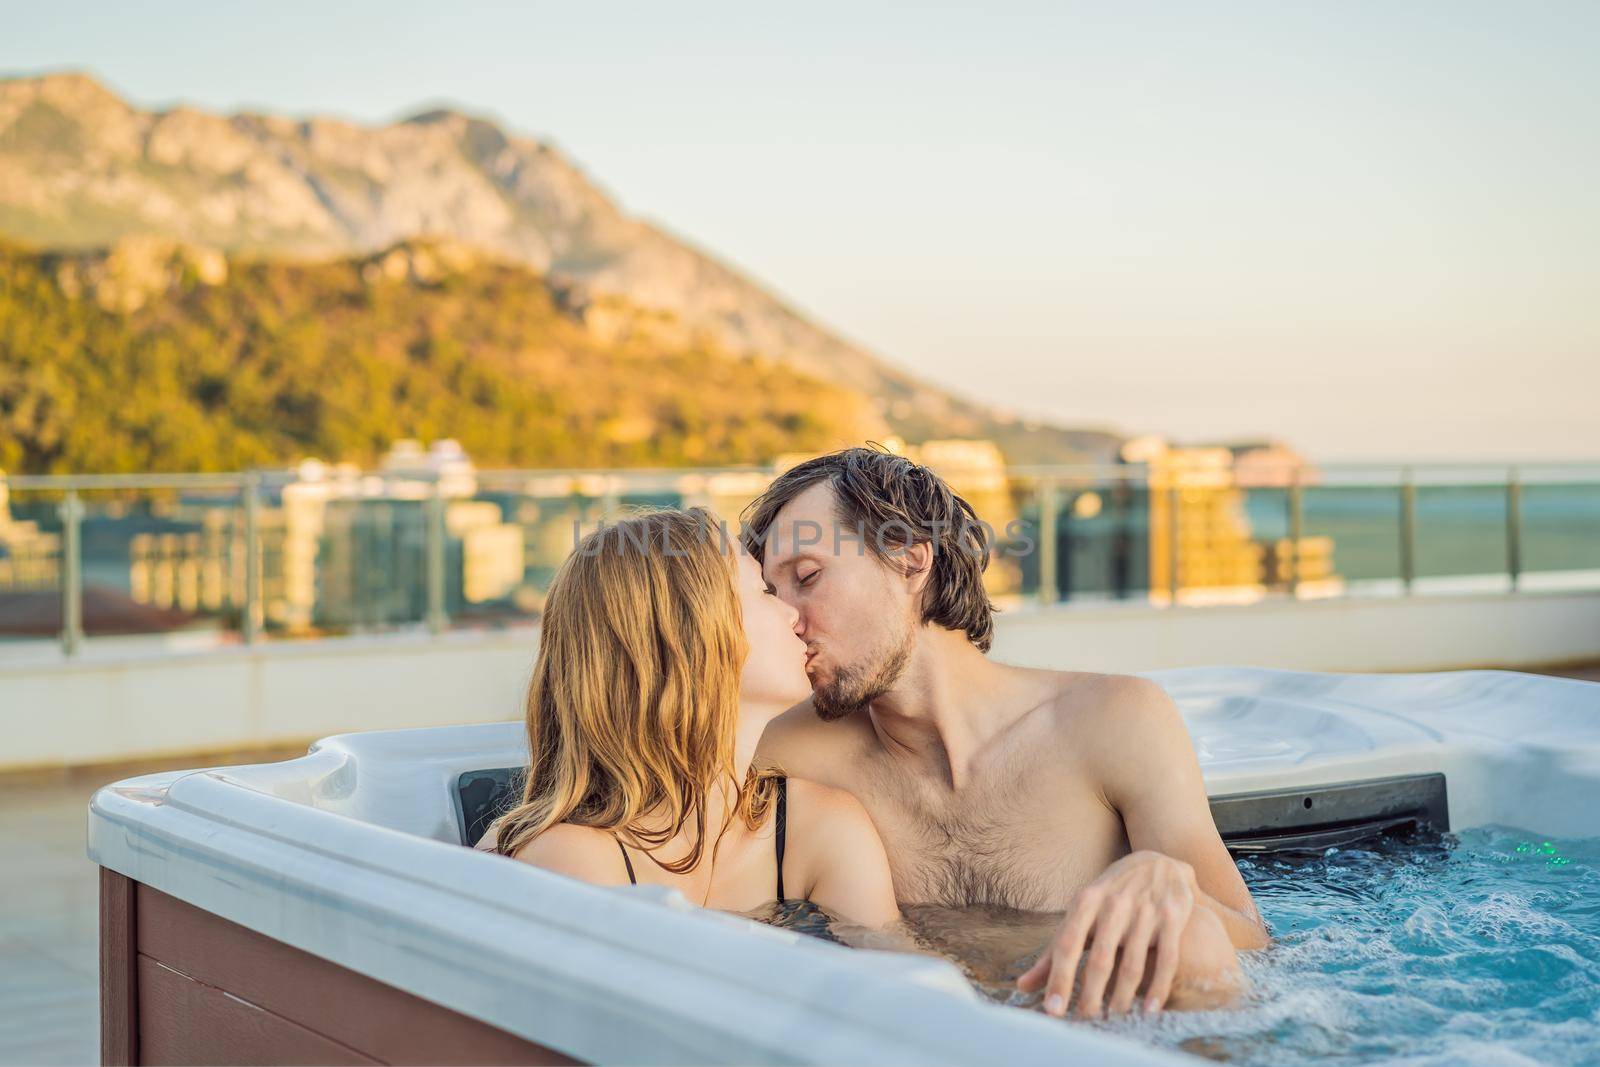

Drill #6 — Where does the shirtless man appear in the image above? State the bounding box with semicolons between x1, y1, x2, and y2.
745;447;1269;1019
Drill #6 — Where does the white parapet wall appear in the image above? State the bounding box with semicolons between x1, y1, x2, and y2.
991;588;1600;675
1;629;539;771
3;590;1598;772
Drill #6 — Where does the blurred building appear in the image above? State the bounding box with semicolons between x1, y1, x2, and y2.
0;476;61;593
127;441;526;633
128;511;234;614
1123;435;1342;605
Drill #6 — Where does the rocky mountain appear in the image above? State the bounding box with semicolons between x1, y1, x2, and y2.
0;71;1120;464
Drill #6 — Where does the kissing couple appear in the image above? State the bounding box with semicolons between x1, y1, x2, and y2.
481;446;1267;1018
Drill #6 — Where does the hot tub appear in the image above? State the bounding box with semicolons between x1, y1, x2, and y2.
87;666;1600;1066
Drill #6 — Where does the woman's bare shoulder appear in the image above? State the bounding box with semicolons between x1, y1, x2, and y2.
783;777;875;833
505;822;632;886
781;779;889;875
781;777;899;926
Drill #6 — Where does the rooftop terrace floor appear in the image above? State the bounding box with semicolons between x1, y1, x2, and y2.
1;779;97;1066
2;665;1597;1066
0;745;304;1066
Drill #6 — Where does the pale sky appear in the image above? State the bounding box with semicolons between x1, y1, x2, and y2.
6;2;1598;462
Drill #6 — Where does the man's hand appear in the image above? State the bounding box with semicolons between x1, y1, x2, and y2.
1016;850;1197;1018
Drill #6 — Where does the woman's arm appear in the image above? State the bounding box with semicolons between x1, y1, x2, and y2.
786;779;901;928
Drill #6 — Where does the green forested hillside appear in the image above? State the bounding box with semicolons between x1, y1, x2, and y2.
0;237;882;473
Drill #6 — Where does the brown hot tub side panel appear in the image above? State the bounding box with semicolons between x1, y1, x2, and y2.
98;868;581;1066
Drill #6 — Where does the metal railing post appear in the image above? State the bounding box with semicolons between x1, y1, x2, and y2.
1506;467;1522;592
425;481;448;634
242;472;262;644
1167;479;1181;607
1037;478;1059;606
1287;467;1304;598
1399;467;1416;594
599;475;621;521
60;490;84;656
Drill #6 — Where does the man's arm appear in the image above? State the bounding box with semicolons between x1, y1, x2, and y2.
1018;677;1267;1018
1101;678;1268;949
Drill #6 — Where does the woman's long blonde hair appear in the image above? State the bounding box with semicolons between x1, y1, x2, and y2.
493;508;777;872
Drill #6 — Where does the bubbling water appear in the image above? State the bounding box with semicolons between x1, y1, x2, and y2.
754;827;1600;1066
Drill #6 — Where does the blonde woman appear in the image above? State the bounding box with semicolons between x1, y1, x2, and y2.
484;508;899;928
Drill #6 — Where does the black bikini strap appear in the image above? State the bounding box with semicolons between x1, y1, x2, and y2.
614;835;637;885
775;776;788;901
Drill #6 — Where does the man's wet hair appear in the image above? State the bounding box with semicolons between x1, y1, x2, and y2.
740;445;997;653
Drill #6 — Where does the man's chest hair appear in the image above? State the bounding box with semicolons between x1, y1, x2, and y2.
862;749;1108;911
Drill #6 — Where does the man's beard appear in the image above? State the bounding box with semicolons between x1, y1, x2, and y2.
811;626;915;722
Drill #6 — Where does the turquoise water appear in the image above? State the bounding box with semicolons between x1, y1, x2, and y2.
762;828;1600;1065
1106;828;1600;1065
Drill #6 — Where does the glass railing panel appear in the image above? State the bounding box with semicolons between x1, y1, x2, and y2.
466;468;781;626
1520;479;1600;589
1299;476;1404;596
5;462;1597;660
470;476;604;625
311;496;430;633
0;487;66;650
235;470;437;637
977;474;1037;605
1412;480;1512;591
80;484;246;649
1239;479;1350;598
1049;476;1151;604
1222;483;1288;600
446;485;541;629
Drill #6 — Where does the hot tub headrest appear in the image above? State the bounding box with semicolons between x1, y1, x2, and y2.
456;767;525;847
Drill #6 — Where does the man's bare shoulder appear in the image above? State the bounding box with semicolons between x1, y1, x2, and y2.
1041;671;1180;744
755;698;873;785
1040;670;1193;786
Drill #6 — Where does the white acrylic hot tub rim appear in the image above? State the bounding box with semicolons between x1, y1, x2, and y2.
86;666;1600;1066
89;763;1174;1067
